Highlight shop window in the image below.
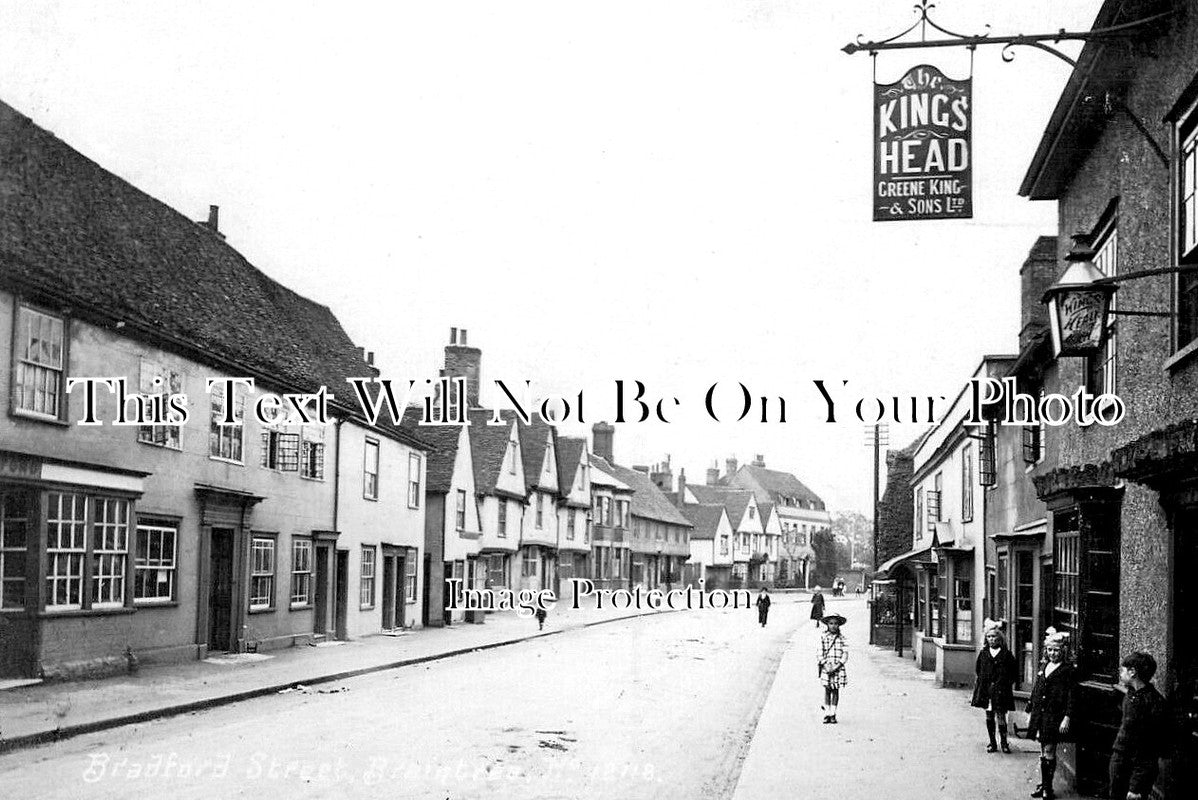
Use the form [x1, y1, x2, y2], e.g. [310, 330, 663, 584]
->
[917, 574, 928, 633]
[291, 538, 312, 607]
[12, 303, 66, 420]
[953, 573, 973, 643]
[931, 571, 944, 638]
[46, 492, 88, 610]
[1053, 511, 1080, 639]
[134, 523, 176, 604]
[0, 490, 33, 610]
[1014, 550, 1036, 688]
[91, 498, 129, 608]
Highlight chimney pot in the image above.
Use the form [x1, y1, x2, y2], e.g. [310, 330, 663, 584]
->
[207, 205, 219, 232]
[461, 329, 468, 345]
[366, 351, 375, 366]
[450, 327, 458, 345]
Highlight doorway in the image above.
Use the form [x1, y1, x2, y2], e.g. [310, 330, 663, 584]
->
[207, 527, 235, 651]
[314, 543, 331, 636]
[335, 549, 349, 640]
[1174, 507, 1198, 792]
[382, 552, 398, 630]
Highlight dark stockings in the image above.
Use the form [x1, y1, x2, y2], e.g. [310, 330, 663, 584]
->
[984, 710, 1009, 750]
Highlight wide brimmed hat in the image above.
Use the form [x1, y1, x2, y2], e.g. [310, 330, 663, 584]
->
[822, 614, 847, 626]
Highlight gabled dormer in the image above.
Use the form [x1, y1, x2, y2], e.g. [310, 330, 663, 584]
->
[495, 418, 526, 497]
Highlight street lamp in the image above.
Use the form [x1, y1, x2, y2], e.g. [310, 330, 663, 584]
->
[1043, 234, 1198, 358]
[1042, 238, 1115, 358]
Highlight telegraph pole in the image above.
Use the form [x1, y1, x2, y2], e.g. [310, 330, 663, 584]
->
[863, 423, 889, 572]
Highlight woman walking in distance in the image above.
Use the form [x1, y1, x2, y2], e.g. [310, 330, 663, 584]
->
[809, 587, 826, 628]
[970, 619, 1018, 753]
[818, 613, 848, 723]
[1026, 629, 1075, 800]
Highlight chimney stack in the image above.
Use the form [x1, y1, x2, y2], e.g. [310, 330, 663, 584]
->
[706, 460, 720, 486]
[592, 422, 615, 462]
[725, 456, 738, 478]
[677, 468, 687, 507]
[198, 205, 225, 239]
[1020, 236, 1059, 352]
[752, 454, 765, 467]
[443, 326, 482, 408]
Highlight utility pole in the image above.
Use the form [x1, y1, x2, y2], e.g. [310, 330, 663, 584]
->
[863, 424, 890, 573]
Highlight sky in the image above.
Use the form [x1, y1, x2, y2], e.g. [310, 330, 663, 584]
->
[0, 0, 1103, 515]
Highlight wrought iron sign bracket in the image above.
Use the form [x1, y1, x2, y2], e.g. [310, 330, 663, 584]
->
[842, 1, 1174, 68]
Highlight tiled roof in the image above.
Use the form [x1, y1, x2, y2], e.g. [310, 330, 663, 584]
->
[466, 408, 514, 495]
[688, 484, 751, 526]
[513, 414, 557, 494]
[726, 464, 824, 508]
[604, 462, 692, 528]
[556, 436, 586, 497]
[681, 503, 726, 540]
[0, 100, 428, 453]
[758, 501, 775, 524]
[588, 455, 631, 491]
[399, 407, 461, 492]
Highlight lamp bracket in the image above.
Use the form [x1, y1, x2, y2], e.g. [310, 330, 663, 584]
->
[843, 1, 1174, 69]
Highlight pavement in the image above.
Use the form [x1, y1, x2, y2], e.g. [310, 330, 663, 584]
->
[0, 590, 679, 753]
[734, 595, 1057, 799]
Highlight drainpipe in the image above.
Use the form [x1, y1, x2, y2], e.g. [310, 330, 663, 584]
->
[332, 418, 345, 533]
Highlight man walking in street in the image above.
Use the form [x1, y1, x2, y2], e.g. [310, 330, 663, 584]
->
[756, 587, 771, 627]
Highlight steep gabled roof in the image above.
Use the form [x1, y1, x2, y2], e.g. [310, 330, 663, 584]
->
[466, 408, 515, 495]
[514, 415, 557, 493]
[0, 99, 429, 451]
[599, 459, 692, 528]
[688, 484, 752, 527]
[681, 503, 727, 540]
[758, 501, 775, 524]
[556, 436, 586, 496]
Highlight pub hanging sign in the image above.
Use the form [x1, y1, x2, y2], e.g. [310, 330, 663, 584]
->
[873, 65, 972, 221]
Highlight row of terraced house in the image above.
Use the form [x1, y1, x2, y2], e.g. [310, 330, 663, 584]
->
[872, 2, 1198, 797]
[0, 97, 828, 680]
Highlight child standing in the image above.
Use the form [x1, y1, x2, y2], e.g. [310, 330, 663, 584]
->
[1026, 629, 1075, 800]
[818, 613, 848, 724]
[756, 587, 771, 627]
[1109, 651, 1167, 800]
[970, 619, 1017, 753]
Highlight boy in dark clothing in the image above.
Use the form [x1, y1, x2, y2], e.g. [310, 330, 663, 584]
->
[1109, 651, 1167, 800]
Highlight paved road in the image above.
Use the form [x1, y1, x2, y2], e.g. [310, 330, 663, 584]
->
[0, 596, 804, 799]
